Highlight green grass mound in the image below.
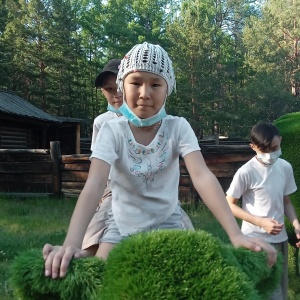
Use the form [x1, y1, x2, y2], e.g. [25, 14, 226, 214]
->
[9, 230, 282, 300]
[10, 250, 105, 300]
[101, 230, 281, 300]
[274, 112, 300, 243]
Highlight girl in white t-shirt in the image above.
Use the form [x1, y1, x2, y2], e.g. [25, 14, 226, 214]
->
[43, 42, 277, 279]
[83, 59, 196, 253]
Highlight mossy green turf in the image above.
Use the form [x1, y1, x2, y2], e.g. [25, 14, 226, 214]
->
[10, 251, 105, 300]
[274, 113, 300, 299]
[274, 113, 300, 244]
[10, 230, 282, 300]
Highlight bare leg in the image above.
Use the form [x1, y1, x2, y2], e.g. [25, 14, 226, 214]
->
[83, 244, 99, 256]
[95, 242, 116, 260]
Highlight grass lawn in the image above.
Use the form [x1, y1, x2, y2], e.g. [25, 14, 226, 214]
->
[0, 196, 299, 299]
[0, 195, 77, 299]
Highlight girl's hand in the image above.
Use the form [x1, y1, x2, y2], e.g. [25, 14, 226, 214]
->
[43, 244, 90, 279]
[230, 234, 277, 268]
[259, 217, 284, 235]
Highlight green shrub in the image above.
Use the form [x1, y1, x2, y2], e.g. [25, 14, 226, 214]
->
[101, 230, 281, 300]
[10, 250, 105, 300]
[274, 112, 300, 276]
[10, 230, 282, 300]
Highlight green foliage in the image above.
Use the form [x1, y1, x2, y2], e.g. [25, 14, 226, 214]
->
[243, 0, 300, 101]
[274, 112, 300, 238]
[166, 0, 263, 138]
[274, 112, 300, 276]
[288, 246, 300, 296]
[101, 230, 281, 300]
[2, 0, 300, 138]
[10, 250, 105, 300]
[9, 230, 282, 300]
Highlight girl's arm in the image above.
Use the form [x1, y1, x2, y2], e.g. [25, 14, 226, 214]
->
[43, 158, 110, 278]
[183, 151, 277, 265]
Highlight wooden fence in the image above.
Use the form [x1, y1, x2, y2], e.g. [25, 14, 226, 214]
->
[0, 141, 254, 201]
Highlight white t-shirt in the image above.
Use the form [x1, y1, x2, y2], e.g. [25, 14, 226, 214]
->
[91, 115, 200, 236]
[91, 111, 118, 151]
[226, 157, 297, 243]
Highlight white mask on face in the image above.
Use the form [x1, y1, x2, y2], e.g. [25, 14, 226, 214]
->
[256, 148, 282, 165]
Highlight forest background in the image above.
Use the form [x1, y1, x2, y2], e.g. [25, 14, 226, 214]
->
[1, 0, 300, 139]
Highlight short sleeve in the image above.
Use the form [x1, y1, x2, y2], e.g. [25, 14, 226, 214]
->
[90, 120, 101, 151]
[90, 121, 119, 165]
[177, 118, 200, 157]
[284, 163, 297, 195]
[226, 168, 247, 199]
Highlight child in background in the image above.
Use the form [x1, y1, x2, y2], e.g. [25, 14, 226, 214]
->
[91, 59, 123, 152]
[83, 58, 194, 253]
[82, 59, 122, 253]
[44, 42, 277, 279]
[226, 122, 300, 300]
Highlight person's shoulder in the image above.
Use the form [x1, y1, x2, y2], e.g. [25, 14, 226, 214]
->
[164, 115, 190, 127]
[165, 115, 187, 121]
[277, 158, 293, 169]
[236, 157, 256, 175]
[94, 111, 117, 123]
[103, 115, 127, 128]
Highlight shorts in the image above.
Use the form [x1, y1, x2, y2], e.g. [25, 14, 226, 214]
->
[100, 204, 184, 244]
[81, 186, 112, 250]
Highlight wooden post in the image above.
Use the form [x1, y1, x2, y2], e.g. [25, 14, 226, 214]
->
[50, 141, 62, 198]
[75, 123, 80, 154]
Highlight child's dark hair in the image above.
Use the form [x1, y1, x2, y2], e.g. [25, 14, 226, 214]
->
[250, 122, 280, 152]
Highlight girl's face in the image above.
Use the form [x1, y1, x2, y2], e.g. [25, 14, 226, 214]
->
[101, 73, 123, 109]
[123, 72, 167, 119]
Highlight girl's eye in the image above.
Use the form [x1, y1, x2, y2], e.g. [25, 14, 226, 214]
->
[153, 83, 160, 87]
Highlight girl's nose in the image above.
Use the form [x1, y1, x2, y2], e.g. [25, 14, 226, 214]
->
[139, 84, 150, 99]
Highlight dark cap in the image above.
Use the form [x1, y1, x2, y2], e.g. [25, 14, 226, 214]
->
[95, 59, 121, 88]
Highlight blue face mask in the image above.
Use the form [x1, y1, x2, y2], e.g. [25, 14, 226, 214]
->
[118, 101, 167, 127]
[107, 103, 122, 115]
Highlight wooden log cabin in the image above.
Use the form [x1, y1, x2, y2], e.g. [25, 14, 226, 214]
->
[0, 90, 83, 154]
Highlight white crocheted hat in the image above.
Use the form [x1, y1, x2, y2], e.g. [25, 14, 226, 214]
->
[117, 42, 176, 96]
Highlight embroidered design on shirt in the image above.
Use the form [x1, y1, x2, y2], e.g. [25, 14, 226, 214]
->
[127, 131, 169, 185]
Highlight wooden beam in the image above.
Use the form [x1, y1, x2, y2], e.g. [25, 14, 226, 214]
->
[50, 141, 62, 198]
[75, 123, 80, 154]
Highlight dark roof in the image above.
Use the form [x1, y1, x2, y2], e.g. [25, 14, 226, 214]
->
[56, 116, 86, 124]
[0, 90, 61, 123]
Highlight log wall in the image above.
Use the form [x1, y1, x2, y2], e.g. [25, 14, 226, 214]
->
[0, 142, 254, 201]
[0, 149, 53, 194]
[0, 126, 31, 149]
